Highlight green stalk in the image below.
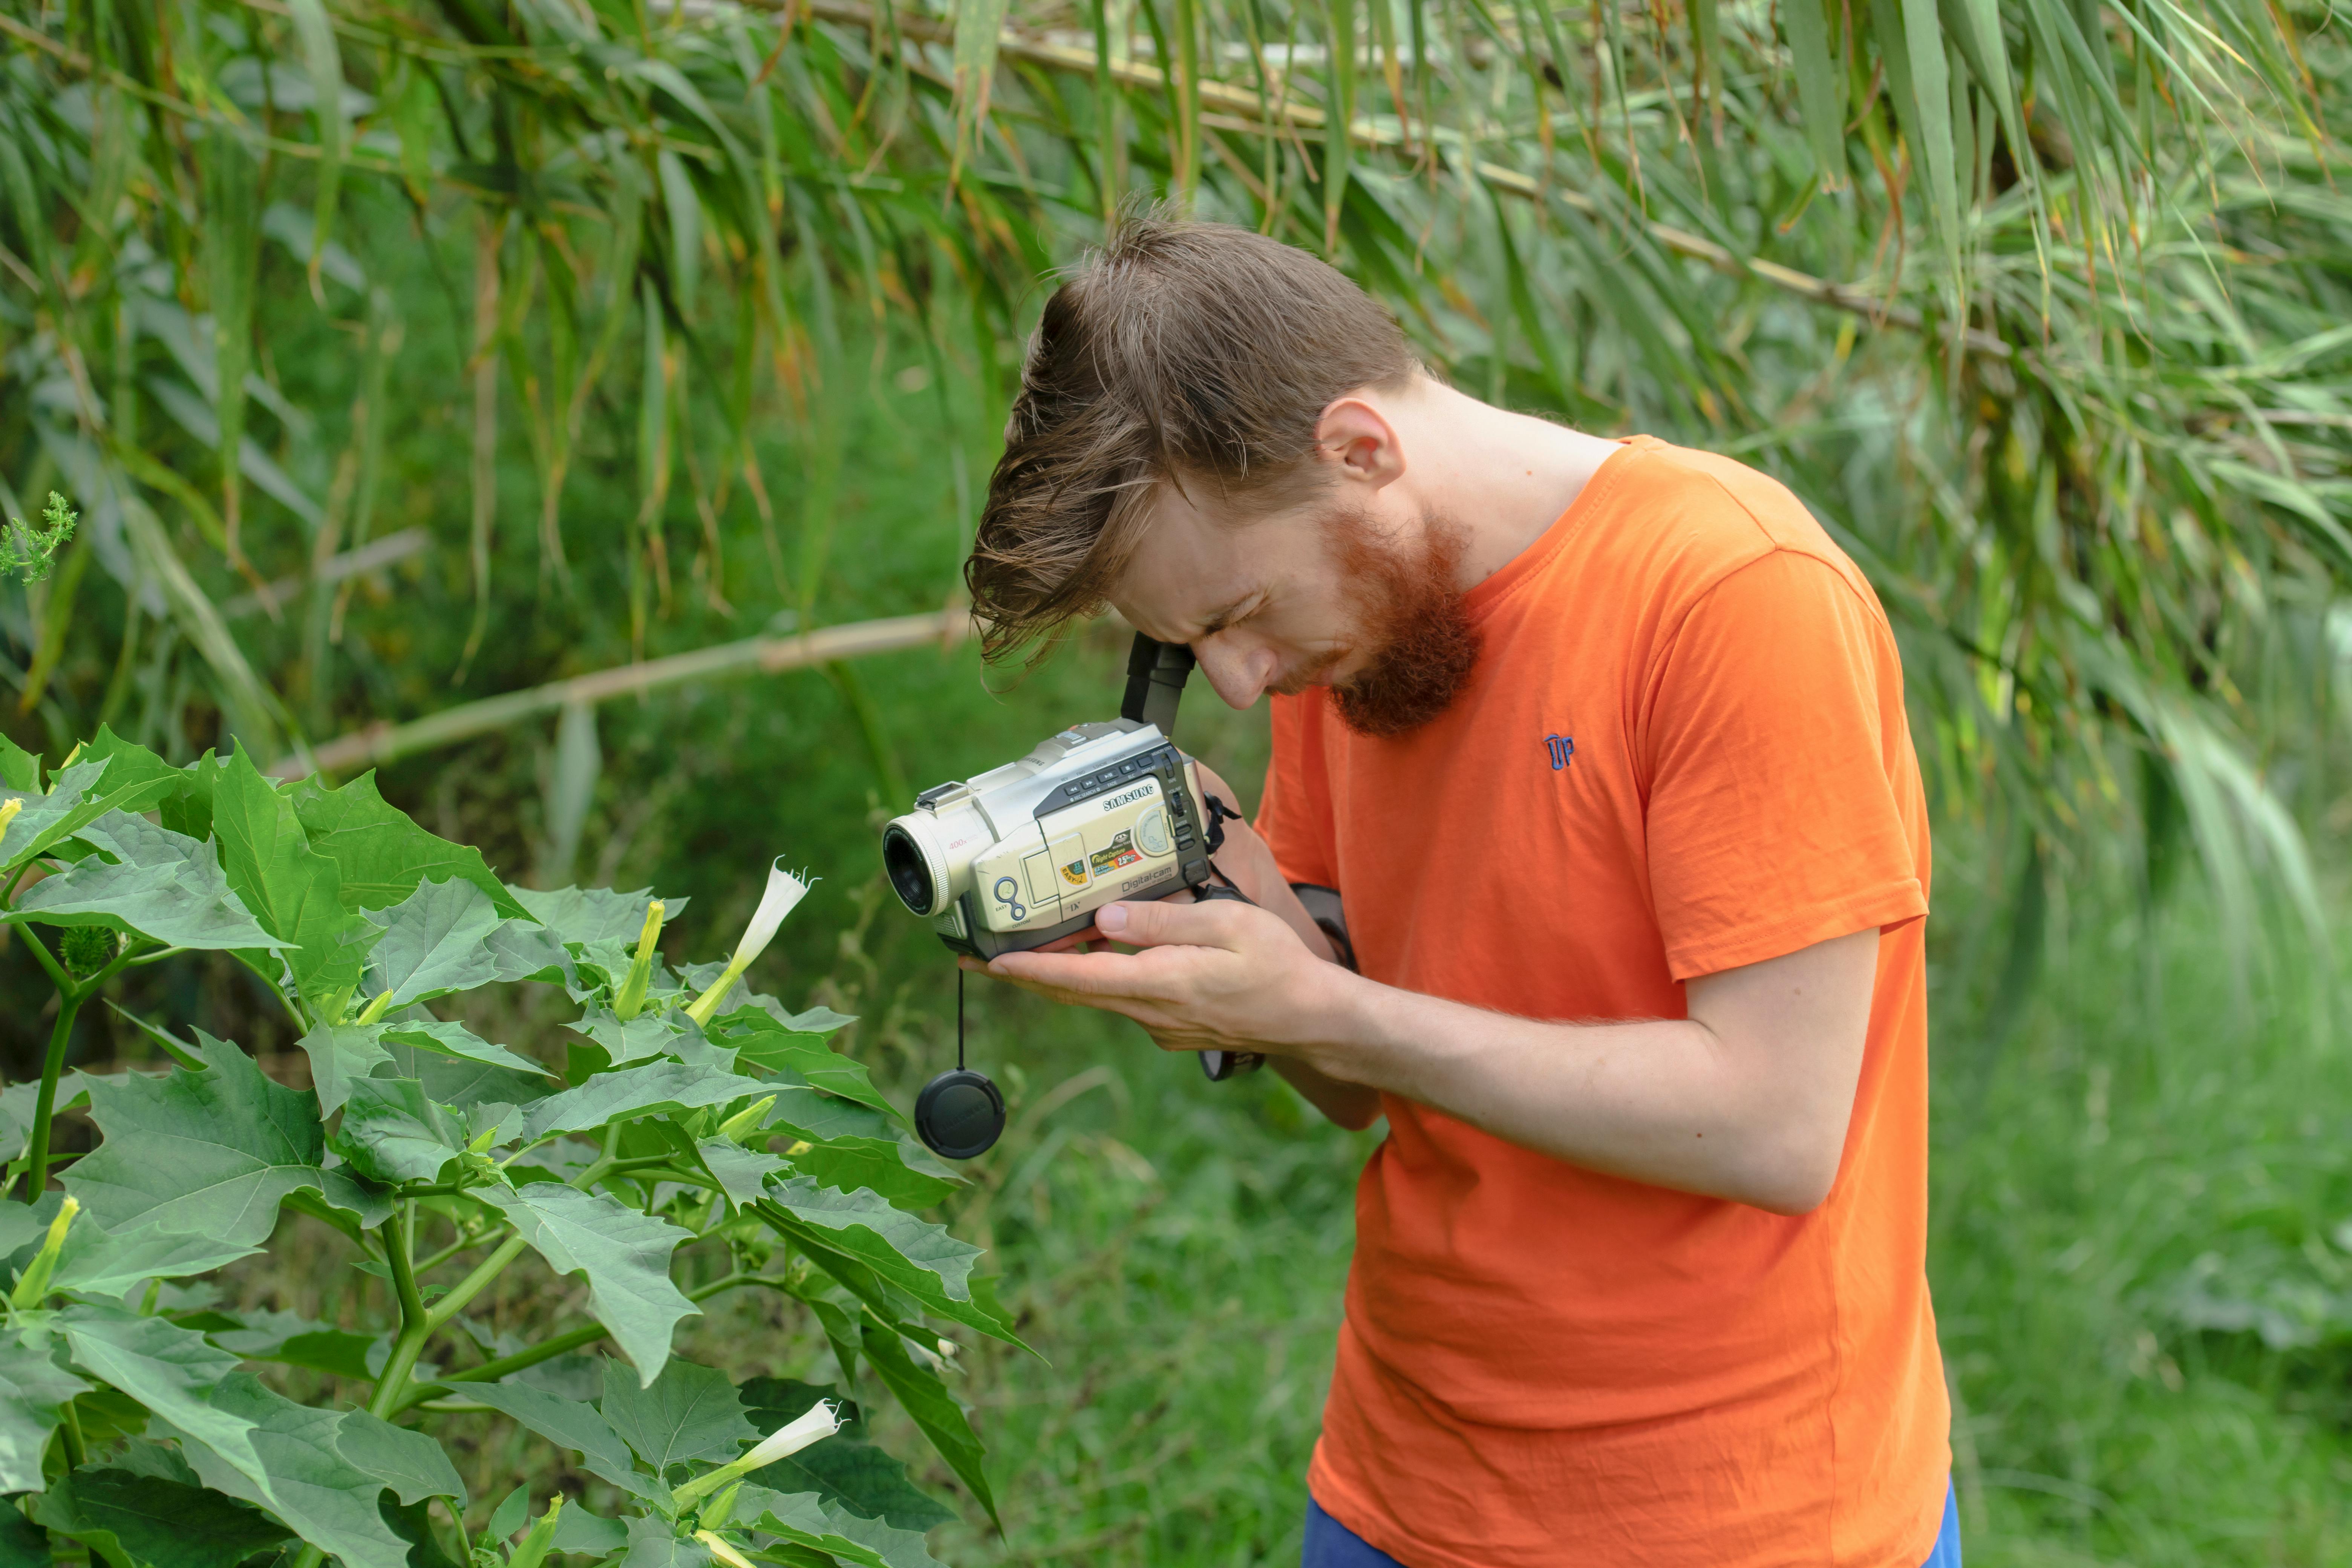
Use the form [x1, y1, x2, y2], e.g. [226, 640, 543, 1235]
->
[395, 1273, 771, 1415]
[23, 990, 88, 1197]
[411, 1230, 492, 1277]
[423, 1235, 528, 1336]
[424, 1130, 624, 1341]
[20, 940, 138, 1196]
[58, 1397, 86, 1470]
[365, 1206, 433, 1420]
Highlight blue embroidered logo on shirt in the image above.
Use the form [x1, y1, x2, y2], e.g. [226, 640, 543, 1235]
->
[1545, 734, 1576, 771]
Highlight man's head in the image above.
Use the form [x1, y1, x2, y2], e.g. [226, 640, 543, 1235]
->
[967, 215, 1481, 736]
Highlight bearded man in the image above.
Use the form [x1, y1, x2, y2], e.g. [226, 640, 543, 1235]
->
[961, 215, 1957, 1568]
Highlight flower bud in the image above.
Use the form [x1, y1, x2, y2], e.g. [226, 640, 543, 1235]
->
[739, 1397, 843, 1467]
[0, 796, 21, 852]
[669, 1398, 842, 1508]
[10, 1196, 78, 1309]
[613, 899, 666, 1021]
[694, 1531, 758, 1568]
[685, 860, 811, 1026]
[507, 1495, 564, 1568]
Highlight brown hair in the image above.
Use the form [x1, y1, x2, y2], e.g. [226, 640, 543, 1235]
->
[966, 212, 1418, 660]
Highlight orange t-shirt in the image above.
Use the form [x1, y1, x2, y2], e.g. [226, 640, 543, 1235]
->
[1255, 437, 1947, 1568]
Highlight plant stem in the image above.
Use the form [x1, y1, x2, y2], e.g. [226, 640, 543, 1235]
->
[412, 1230, 492, 1277]
[23, 988, 86, 1197]
[57, 1397, 86, 1469]
[424, 1234, 528, 1335]
[394, 1272, 775, 1415]
[16, 925, 70, 991]
[366, 1208, 433, 1420]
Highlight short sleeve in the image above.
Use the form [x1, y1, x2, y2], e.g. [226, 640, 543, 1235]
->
[1254, 693, 1340, 889]
[1642, 549, 1926, 980]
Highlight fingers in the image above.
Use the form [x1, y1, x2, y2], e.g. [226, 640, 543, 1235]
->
[986, 945, 1187, 1002]
[1092, 896, 1249, 952]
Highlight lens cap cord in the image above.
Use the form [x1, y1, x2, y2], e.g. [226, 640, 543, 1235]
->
[914, 968, 1007, 1161]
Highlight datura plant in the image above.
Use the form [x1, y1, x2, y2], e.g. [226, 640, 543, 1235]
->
[0, 729, 1008, 1564]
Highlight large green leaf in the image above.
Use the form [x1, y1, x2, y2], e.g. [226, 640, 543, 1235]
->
[334, 1407, 467, 1504]
[0, 1337, 90, 1493]
[211, 745, 369, 1004]
[762, 1089, 900, 1146]
[730, 1484, 943, 1568]
[381, 1038, 552, 1112]
[788, 1138, 959, 1211]
[363, 877, 506, 1008]
[10, 813, 277, 951]
[740, 1378, 956, 1534]
[597, 1355, 753, 1471]
[49, 1221, 259, 1299]
[34, 1466, 292, 1568]
[487, 920, 577, 986]
[512, 886, 685, 948]
[569, 1009, 699, 1067]
[758, 1181, 980, 1309]
[301, 1020, 548, 1118]
[694, 1138, 788, 1210]
[328, 1078, 468, 1184]
[77, 728, 190, 811]
[620, 1518, 710, 1568]
[858, 1323, 996, 1528]
[466, 1381, 655, 1499]
[550, 1510, 629, 1554]
[6, 758, 193, 873]
[0, 756, 113, 870]
[288, 770, 528, 917]
[479, 1183, 698, 1384]
[716, 1011, 900, 1123]
[67, 1031, 383, 1245]
[162, 1372, 413, 1568]
[58, 1308, 262, 1491]
[521, 1061, 775, 1140]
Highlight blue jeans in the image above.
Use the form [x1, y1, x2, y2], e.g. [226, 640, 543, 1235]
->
[1304, 1480, 1964, 1567]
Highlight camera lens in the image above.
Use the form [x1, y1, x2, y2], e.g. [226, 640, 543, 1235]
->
[882, 823, 937, 916]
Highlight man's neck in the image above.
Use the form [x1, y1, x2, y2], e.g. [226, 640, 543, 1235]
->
[1394, 379, 1625, 591]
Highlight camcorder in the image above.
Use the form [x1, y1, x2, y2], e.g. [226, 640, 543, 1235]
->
[882, 635, 1265, 1160]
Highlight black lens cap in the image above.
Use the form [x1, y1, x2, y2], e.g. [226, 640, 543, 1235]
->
[914, 1068, 1006, 1160]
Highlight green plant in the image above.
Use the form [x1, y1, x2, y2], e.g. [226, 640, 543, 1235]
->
[0, 727, 1008, 1564]
[0, 495, 74, 587]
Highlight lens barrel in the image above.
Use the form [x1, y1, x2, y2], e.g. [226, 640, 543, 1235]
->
[882, 819, 943, 916]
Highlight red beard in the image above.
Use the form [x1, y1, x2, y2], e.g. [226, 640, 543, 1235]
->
[1322, 511, 1482, 738]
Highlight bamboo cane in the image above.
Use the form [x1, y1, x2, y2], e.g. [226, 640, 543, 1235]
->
[270, 609, 970, 779]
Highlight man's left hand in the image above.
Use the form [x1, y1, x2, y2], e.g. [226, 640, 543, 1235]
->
[964, 895, 1353, 1063]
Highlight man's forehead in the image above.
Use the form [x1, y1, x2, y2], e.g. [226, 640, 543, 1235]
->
[1110, 481, 1254, 635]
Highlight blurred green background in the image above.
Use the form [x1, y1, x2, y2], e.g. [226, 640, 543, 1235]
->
[5, 0, 2352, 1561]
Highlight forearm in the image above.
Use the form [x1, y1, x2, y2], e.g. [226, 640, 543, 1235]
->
[1300, 977, 1835, 1213]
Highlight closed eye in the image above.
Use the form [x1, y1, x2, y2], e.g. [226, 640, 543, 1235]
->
[1196, 592, 1263, 640]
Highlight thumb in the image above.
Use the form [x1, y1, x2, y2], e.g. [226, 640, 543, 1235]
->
[1093, 896, 1239, 951]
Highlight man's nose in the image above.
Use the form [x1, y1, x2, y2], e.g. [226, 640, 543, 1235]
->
[1193, 637, 1277, 709]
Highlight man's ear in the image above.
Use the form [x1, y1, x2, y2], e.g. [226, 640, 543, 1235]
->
[1314, 396, 1405, 490]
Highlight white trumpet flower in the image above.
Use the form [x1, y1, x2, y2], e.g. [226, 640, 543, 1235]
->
[670, 1399, 842, 1508]
[741, 1398, 843, 1466]
[685, 859, 812, 1025]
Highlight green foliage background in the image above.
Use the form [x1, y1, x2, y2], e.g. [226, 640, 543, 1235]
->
[0, 0, 2349, 1560]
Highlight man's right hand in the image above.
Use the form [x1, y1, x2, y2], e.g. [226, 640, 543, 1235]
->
[1187, 760, 1340, 967]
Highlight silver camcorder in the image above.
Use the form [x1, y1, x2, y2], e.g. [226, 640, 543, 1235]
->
[881, 638, 1219, 961]
[882, 635, 1264, 1163]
